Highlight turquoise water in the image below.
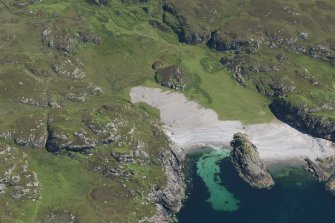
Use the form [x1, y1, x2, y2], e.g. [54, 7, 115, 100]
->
[196, 148, 239, 211]
[178, 147, 335, 223]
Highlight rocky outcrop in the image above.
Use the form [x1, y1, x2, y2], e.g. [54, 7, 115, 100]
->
[270, 97, 335, 143]
[230, 133, 275, 189]
[42, 27, 100, 55]
[304, 156, 335, 196]
[208, 31, 260, 53]
[226, 55, 282, 91]
[46, 128, 97, 153]
[52, 59, 86, 80]
[0, 144, 40, 201]
[155, 65, 189, 90]
[45, 113, 118, 153]
[0, 115, 48, 149]
[91, 0, 110, 6]
[147, 143, 185, 222]
[294, 43, 335, 67]
[326, 175, 335, 195]
[304, 158, 330, 181]
[162, 3, 210, 45]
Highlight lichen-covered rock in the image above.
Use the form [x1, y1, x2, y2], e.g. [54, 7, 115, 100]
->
[42, 26, 100, 55]
[52, 59, 86, 80]
[230, 133, 275, 189]
[0, 144, 40, 200]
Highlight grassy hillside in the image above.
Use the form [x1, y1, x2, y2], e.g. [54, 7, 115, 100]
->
[0, 0, 334, 222]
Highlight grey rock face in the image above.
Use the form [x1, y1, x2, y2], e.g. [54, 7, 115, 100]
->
[304, 156, 335, 196]
[148, 143, 185, 222]
[230, 133, 275, 189]
[162, 3, 211, 45]
[305, 158, 331, 182]
[270, 97, 335, 143]
[208, 31, 259, 52]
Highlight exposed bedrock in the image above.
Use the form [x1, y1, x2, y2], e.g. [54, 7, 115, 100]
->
[305, 156, 335, 196]
[147, 143, 185, 222]
[326, 175, 335, 195]
[270, 97, 335, 143]
[207, 30, 260, 53]
[162, 2, 211, 45]
[230, 133, 275, 189]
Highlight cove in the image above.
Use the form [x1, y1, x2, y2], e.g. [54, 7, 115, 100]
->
[178, 147, 335, 223]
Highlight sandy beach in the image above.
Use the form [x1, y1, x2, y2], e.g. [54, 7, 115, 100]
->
[130, 86, 335, 162]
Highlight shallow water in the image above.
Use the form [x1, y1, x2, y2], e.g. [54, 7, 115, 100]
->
[196, 148, 239, 211]
[177, 148, 335, 223]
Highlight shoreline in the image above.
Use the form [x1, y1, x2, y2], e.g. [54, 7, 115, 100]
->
[182, 143, 308, 166]
[130, 86, 335, 164]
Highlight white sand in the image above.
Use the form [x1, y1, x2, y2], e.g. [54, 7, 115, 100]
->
[130, 86, 335, 162]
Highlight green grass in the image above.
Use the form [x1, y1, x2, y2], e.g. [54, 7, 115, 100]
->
[136, 102, 161, 119]
[1, 0, 334, 222]
[27, 150, 103, 222]
[78, 6, 275, 124]
[180, 46, 275, 123]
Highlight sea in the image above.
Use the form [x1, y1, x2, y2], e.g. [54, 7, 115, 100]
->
[177, 147, 335, 223]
